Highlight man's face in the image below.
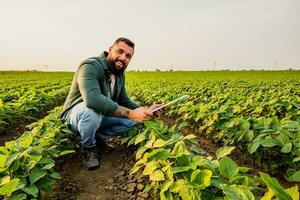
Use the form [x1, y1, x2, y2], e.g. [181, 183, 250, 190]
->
[107, 41, 134, 70]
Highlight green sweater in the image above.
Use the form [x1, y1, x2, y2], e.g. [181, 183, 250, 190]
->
[60, 51, 139, 121]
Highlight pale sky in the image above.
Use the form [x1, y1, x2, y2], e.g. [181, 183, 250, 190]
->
[0, 0, 299, 71]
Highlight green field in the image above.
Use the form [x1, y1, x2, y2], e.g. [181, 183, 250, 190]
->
[0, 70, 299, 199]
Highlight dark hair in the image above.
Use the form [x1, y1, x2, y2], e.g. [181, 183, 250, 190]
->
[113, 37, 135, 49]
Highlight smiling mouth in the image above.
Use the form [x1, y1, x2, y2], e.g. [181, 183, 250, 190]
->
[116, 60, 124, 67]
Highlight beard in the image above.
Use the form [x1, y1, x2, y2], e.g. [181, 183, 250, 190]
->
[107, 57, 127, 75]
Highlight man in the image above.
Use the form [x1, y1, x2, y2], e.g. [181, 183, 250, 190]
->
[61, 38, 161, 170]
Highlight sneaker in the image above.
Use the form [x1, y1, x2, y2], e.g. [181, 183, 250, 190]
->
[82, 147, 100, 170]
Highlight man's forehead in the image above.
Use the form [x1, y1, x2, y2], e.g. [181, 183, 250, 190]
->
[113, 42, 134, 54]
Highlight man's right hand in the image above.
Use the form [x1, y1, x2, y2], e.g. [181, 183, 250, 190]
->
[129, 107, 153, 123]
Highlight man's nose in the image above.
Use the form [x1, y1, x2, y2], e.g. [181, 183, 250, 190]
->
[119, 54, 126, 61]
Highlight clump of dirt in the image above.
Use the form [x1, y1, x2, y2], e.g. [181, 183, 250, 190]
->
[48, 142, 151, 200]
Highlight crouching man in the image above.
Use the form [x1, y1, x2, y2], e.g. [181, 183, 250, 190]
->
[60, 37, 161, 170]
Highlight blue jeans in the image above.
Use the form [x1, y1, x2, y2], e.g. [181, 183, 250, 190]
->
[66, 102, 136, 148]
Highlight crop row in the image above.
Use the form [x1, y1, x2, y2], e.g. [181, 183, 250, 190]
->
[0, 85, 70, 132]
[0, 107, 74, 199]
[126, 79, 300, 182]
[1, 108, 297, 199]
[122, 119, 299, 200]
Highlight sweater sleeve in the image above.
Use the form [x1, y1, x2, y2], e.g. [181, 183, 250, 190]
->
[77, 64, 119, 116]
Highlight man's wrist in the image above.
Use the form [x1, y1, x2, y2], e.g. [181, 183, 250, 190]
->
[113, 106, 132, 118]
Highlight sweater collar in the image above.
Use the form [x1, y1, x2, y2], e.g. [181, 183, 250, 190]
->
[97, 51, 109, 71]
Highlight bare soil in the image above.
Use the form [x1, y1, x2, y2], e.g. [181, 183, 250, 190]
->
[47, 142, 151, 200]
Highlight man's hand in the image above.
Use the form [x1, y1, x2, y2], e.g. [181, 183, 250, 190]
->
[148, 103, 164, 118]
[129, 107, 153, 123]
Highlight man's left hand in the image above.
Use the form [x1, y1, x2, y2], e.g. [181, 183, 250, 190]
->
[148, 103, 164, 118]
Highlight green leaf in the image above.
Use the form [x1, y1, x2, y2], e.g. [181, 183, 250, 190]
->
[222, 185, 255, 200]
[190, 145, 205, 155]
[261, 137, 279, 147]
[260, 172, 292, 200]
[42, 163, 55, 170]
[171, 166, 193, 173]
[247, 141, 260, 154]
[153, 139, 168, 148]
[243, 130, 254, 142]
[21, 184, 38, 198]
[58, 150, 75, 157]
[216, 146, 235, 160]
[27, 154, 42, 162]
[0, 176, 10, 186]
[0, 155, 8, 168]
[0, 178, 20, 196]
[136, 146, 148, 160]
[183, 134, 197, 140]
[49, 172, 61, 179]
[143, 161, 159, 175]
[287, 169, 300, 182]
[38, 157, 55, 165]
[281, 143, 292, 153]
[191, 169, 212, 187]
[36, 177, 53, 193]
[149, 148, 169, 161]
[135, 134, 146, 145]
[170, 179, 185, 193]
[171, 141, 190, 158]
[149, 169, 165, 181]
[179, 183, 191, 200]
[21, 135, 33, 148]
[145, 136, 156, 148]
[292, 157, 300, 163]
[276, 133, 290, 146]
[7, 193, 27, 200]
[219, 156, 239, 179]
[285, 186, 299, 200]
[29, 168, 47, 184]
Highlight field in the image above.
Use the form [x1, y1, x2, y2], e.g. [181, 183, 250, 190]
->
[0, 70, 299, 199]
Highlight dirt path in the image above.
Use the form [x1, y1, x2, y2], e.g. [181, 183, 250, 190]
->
[50, 144, 150, 200]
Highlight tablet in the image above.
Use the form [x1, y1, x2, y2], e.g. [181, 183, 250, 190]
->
[151, 95, 189, 112]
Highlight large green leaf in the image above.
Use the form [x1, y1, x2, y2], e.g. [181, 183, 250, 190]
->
[21, 184, 38, 198]
[153, 139, 168, 148]
[0, 178, 20, 196]
[171, 141, 190, 158]
[149, 148, 169, 161]
[222, 185, 255, 200]
[136, 146, 148, 160]
[287, 169, 300, 182]
[216, 146, 235, 160]
[149, 169, 165, 181]
[190, 169, 212, 188]
[0, 155, 8, 168]
[29, 167, 47, 184]
[285, 186, 299, 200]
[21, 135, 33, 148]
[247, 141, 261, 154]
[260, 172, 292, 200]
[6, 193, 27, 200]
[219, 156, 239, 179]
[143, 161, 159, 175]
[261, 137, 279, 147]
[135, 133, 146, 145]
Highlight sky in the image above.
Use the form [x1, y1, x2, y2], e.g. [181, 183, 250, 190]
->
[0, 0, 299, 71]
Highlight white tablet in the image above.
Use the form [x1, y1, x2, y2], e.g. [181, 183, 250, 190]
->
[151, 95, 189, 112]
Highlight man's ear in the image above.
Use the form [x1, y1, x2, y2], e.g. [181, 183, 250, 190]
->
[109, 46, 113, 53]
